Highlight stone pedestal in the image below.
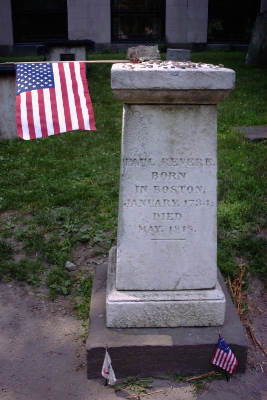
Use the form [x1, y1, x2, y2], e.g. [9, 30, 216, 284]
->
[107, 61, 235, 328]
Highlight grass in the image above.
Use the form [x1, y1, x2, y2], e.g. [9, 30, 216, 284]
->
[190, 52, 267, 281]
[113, 371, 225, 396]
[114, 376, 153, 396]
[0, 51, 266, 319]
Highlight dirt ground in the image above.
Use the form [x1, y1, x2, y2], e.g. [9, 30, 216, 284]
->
[0, 270, 266, 400]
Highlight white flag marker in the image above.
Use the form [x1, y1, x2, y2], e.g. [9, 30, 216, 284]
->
[101, 349, 116, 385]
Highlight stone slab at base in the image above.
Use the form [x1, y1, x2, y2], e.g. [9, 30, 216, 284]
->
[107, 247, 226, 328]
[86, 264, 247, 379]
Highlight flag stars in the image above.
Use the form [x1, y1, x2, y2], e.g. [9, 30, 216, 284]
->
[15, 63, 55, 95]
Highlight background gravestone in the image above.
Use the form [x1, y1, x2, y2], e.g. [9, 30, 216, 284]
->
[166, 49, 191, 61]
[0, 66, 17, 139]
[246, 11, 267, 66]
[126, 45, 160, 61]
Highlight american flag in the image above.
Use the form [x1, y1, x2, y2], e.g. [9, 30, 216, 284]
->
[211, 334, 238, 374]
[15, 62, 96, 140]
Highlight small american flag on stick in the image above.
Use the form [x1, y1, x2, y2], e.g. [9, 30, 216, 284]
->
[15, 62, 96, 140]
[211, 334, 238, 375]
[102, 349, 116, 385]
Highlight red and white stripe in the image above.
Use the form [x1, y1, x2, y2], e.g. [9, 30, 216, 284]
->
[212, 348, 238, 374]
[16, 62, 96, 140]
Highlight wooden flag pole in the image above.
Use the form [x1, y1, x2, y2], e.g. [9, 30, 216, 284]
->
[216, 330, 231, 381]
[0, 60, 128, 66]
[105, 344, 108, 386]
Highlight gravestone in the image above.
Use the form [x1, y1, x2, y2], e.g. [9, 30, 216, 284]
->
[126, 45, 161, 62]
[44, 40, 94, 61]
[0, 65, 17, 139]
[166, 48, 191, 61]
[246, 11, 267, 66]
[86, 60, 248, 378]
[107, 60, 235, 328]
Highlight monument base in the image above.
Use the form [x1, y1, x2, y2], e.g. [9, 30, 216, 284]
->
[106, 247, 226, 328]
[86, 262, 247, 379]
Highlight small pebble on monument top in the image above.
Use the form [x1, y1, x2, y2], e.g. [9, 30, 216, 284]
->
[122, 60, 225, 69]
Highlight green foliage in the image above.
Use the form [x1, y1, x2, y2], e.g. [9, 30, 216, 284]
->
[115, 376, 153, 395]
[0, 258, 42, 284]
[0, 56, 43, 63]
[191, 52, 267, 281]
[0, 51, 266, 312]
[73, 271, 93, 319]
[87, 51, 126, 59]
[0, 240, 14, 261]
[46, 266, 72, 299]
[216, 127, 266, 279]
[190, 372, 226, 394]
[172, 373, 187, 383]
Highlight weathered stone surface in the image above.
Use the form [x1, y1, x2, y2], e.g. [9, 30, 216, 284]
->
[112, 88, 233, 105]
[0, 69, 17, 139]
[246, 11, 267, 66]
[65, 261, 77, 271]
[236, 126, 267, 142]
[111, 62, 235, 91]
[115, 104, 218, 292]
[47, 44, 87, 62]
[106, 61, 235, 328]
[107, 247, 226, 328]
[86, 264, 247, 378]
[166, 48, 191, 61]
[126, 45, 161, 61]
